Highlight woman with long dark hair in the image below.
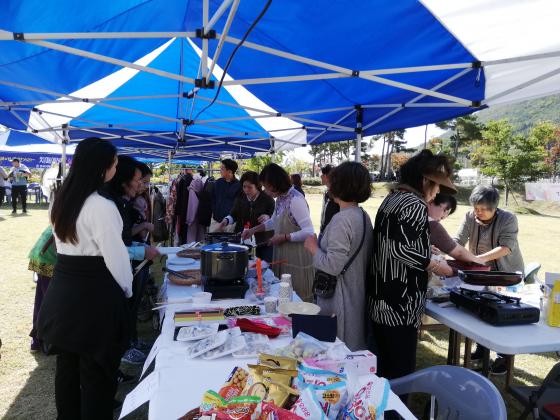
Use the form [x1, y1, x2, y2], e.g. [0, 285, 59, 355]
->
[104, 155, 159, 365]
[38, 138, 133, 419]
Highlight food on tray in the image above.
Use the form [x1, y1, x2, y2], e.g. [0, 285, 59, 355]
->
[232, 333, 271, 358]
[185, 329, 229, 359]
[176, 324, 219, 342]
[258, 353, 298, 370]
[218, 367, 249, 400]
[202, 335, 247, 360]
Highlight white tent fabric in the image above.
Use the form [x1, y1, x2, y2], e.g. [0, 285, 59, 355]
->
[423, 0, 560, 106]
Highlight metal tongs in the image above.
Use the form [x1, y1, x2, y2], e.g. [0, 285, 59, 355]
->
[162, 266, 197, 280]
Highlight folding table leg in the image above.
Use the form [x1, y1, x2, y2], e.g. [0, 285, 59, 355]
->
[447, 329, 456, 365]
[453, 331, 462, 365]
[481, 347, 491, 377]
[505, 355, 515, 389]
[464, 337, 472, 368]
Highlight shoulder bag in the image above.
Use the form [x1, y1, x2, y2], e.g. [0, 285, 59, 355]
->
[313, 208, 366, 299]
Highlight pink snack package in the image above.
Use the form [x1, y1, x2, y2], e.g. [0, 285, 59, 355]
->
[303, 351, 377, 376]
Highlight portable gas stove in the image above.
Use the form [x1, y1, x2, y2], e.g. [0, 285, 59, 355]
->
[450, 288, 540, 326]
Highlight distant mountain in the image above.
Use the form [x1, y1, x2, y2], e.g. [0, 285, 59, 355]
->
[474, 93, 560, 133]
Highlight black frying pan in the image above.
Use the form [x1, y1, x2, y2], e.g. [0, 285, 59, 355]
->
[458, 270, 524, 286]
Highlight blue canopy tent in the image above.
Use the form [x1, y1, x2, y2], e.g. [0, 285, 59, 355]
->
[0, 129, 204, 168]
[0, 1, 559, 161]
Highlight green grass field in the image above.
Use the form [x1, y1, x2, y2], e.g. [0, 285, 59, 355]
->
[0, 192, 558, 419]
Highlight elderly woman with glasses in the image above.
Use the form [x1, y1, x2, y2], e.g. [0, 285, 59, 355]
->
[454, 185, 524, 273]
[454, 185, 525, 376]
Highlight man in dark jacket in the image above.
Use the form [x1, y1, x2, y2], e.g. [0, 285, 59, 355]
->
[210, 159, 241, 232]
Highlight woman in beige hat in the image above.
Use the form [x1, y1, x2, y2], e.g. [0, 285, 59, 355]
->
[367, 149, 456, 380]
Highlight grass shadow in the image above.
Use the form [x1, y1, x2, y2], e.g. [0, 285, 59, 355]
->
[3, 352, 57, 419]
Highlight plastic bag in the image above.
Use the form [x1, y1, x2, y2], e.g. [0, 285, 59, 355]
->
[275, 332, 328, 361]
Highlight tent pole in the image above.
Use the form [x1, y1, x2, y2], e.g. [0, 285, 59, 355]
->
[355, 106, 363, 162]
[168, 150, 172, 183]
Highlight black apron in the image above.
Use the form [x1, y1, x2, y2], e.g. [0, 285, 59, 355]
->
[38, 254, 130, 373]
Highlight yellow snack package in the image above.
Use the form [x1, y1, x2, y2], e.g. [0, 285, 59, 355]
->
[263, 378, 299, 408]
[258, 353, 298, 370]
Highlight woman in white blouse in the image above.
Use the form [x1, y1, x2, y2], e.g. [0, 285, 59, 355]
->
[242, 163, 315, 301]
[38, 138, 133, 420]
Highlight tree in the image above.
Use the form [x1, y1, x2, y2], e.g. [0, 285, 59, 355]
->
[436, 114, 483, 159]
[471, 119, 548, 205]
[391, 153, 410, 172]
[379, 130, 405, 180]
[241, 152, 285, 173]
[529, 121, 560, 181]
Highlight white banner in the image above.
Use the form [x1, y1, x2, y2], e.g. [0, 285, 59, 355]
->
[525, 183, 560, 202]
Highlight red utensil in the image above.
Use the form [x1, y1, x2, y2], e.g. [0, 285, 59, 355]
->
[235, 318, 282, 337]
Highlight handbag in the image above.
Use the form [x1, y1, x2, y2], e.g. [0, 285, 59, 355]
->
[313, 209, 367, 299]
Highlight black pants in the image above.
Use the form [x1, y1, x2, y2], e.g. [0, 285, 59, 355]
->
[11, 185, 27, 211]
[371, 322, 418, 380]
[55, 351, 118, 420]
[0, 186, 5, 206]
[129, 265, 149, 344]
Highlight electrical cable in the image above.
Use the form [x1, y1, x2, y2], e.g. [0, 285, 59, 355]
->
[191, 0, 272, 123]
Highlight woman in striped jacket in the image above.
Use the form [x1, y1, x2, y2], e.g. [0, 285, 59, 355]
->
[367, 150, 455, 380]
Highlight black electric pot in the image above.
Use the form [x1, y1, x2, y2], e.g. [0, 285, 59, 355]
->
[200, 242, 249, 281]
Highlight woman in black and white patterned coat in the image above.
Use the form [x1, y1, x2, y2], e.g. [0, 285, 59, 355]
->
[367, 150, 456, 380]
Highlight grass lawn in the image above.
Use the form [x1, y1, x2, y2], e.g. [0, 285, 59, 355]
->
[0, 191, 559, 419]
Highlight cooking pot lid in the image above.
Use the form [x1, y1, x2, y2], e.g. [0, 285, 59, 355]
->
[201, 242, 249, 253]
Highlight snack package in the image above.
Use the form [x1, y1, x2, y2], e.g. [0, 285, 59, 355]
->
[290, 387, 327, 420]
[297, 365, 346, 388]
[258, 353, 298, 370]
[308, 382, 348, 420]
[218, 367, 249, 400]
[274, 332, 328, 361]
[176, 324, 219, 342]
[203, 395, 261, 420]
[303, 351, 377, 376]
[339, 376, 390, 420]
[244, 365, 298, 392]
[200, 390, 227, 413]
[262, 378, 299, 408]
[257, 401, 304, 420]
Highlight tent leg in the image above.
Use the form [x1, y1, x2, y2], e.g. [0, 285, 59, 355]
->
[354, 106, 363, 162]
[168, 151, 172, 183]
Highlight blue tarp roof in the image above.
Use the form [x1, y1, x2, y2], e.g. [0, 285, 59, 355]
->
[0, 0, 557, 153]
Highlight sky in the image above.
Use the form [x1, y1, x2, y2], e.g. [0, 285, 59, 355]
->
[290, 124, 446, 163]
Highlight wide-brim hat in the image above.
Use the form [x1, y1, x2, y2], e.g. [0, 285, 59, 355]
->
[423, 170, 457, 195]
